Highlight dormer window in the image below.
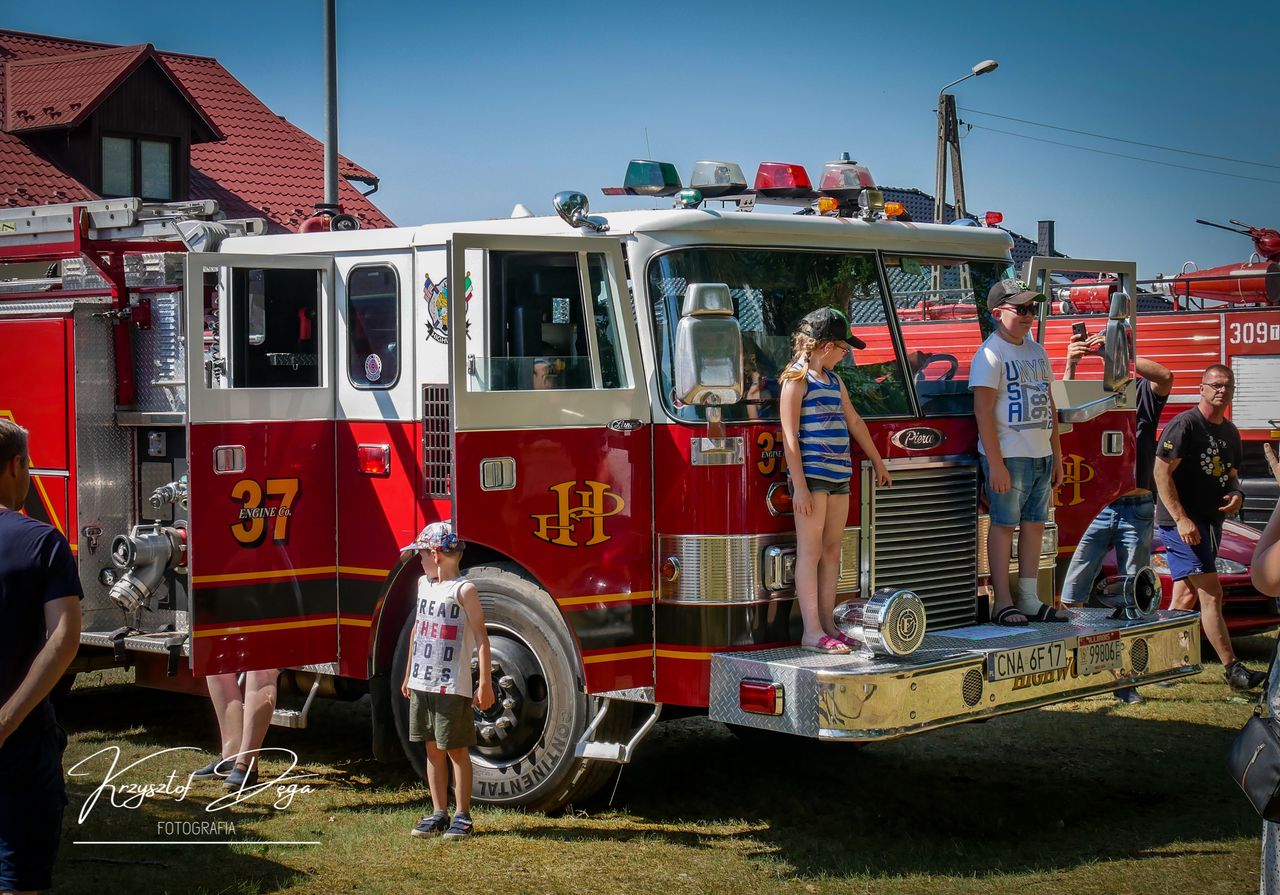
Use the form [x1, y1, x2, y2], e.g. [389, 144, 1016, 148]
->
[102, 135, 174, 200]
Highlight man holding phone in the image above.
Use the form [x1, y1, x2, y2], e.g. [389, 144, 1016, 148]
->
[1059, 328, 1172, 703]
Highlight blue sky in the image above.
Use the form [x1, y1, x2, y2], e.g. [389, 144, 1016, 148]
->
[4, 1, 1277, 276]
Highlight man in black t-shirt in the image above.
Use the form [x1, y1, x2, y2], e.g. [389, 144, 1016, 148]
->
[0, 419, 83, 893]
[1154, 364, 1265, 691]
[1060, 335, 1172, 704]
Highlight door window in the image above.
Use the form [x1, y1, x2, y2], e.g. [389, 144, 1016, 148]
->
[346, 265, 400, 388]
[224, 268, 323, 388]
[464, 249, 627, 392]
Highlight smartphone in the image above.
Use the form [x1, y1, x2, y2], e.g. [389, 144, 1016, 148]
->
[1071, 321, 1088, 340]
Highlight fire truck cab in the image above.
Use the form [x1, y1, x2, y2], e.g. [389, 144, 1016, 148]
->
[0, 191, 1201, 812]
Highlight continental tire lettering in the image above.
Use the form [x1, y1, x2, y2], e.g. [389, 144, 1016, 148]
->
[230, 477, 300, 547]
[481, 720, 572, 798]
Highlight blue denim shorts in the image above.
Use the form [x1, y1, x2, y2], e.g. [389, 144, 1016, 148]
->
[980, 454, 1053, 527]
[1157, 520, 1222, 581]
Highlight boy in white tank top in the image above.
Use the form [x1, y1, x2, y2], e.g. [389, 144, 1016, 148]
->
[399, 522, 494, 839]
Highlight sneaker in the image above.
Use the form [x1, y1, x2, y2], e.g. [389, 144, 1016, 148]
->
[1113, 687, 1145, 705]
[192, 757, 233, 779]
[1224, 661, 1268, 691]
[411, 812, 450, 839]
[223, 764, 259, 789]
[443, 812, 473, 840]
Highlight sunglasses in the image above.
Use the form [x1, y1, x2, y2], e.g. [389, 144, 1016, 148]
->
[997, 303, 1037, 317]
[1201, 382, 1233, 393]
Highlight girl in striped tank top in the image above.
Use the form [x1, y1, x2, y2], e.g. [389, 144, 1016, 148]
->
[780, 308, 892, 654]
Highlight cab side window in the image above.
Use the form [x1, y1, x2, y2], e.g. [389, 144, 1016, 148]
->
[226, 268, 322, 388]
[346, 265, 399, 388]
[467, 250, 626, 392]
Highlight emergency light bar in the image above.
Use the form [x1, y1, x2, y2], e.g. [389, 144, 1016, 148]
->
[602, 159, 683, 197]
[688, 161, 747, 198]
[754, 162, 813, 198]
[816, 157, 875, 199]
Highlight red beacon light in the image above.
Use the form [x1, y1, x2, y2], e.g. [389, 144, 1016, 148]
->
[688, 160, 747, 198]
[984, 211, 1004, 227]
[754, 162, 812, 198]
[601, 159, 683, 197]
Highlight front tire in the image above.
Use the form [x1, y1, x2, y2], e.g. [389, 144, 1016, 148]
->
[390, 563, 629, 812]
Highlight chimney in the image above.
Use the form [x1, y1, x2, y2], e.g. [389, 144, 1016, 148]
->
[1037, 220, 1056, 256]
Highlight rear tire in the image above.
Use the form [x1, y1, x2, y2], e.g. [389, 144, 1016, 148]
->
[390, 563, 630, 812]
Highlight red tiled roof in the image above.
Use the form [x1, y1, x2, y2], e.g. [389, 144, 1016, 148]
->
[0, 29, 393, 231]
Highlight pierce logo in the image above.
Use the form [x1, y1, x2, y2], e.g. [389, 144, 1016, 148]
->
[532, 481, 625, 547]
[889, 427, 944, 451]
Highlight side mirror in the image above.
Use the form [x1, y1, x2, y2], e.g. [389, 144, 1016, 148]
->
[552, 191, 608, 233]
[1102, 290, 1132, 392]
[674, 283, 743, 407]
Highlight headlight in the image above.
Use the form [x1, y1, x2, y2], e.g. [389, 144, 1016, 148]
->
[1149, 553, 1170, 575]
[1216, 558, 1247, 576]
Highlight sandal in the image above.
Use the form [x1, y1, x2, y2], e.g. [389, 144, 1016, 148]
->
[993, 604, 1028, 627]
[829, 631, 862, 650]
[801, 634, 852, 654]
[1025, 603, 1071, 623]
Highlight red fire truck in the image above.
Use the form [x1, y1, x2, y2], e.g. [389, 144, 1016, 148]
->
[0, 179, 1200, 812]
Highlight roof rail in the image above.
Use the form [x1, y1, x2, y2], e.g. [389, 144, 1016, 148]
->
[0, 197, 267, 252]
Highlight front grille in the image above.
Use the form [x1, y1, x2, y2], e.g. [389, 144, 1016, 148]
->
[866, 460, 979, 630]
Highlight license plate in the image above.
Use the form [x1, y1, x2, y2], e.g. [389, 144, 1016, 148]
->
[988, 639, 1069, 681]
[1076, 631, 1123, 676]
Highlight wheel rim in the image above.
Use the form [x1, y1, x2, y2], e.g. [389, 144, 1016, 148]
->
[471, 623, 554, 769]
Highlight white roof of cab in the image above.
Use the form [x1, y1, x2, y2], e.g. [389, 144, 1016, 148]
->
[220, 208, 1015, 260]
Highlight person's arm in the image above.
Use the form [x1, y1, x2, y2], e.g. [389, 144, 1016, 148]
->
[0, 595, 80, 751]
[838, 379, 891, 487]
[1135, 356, 1173, 397]
[1154, 456, 1200, 546]
[1049, 388, 1064, 488]
[973, 387, 1010, 493]
[458, 583, 493, 710]
[401, 621, 415, 699]
[779, 377, 812, 516]
[1063, 337, 1092, 381]
[1252, 444, 1280, 595]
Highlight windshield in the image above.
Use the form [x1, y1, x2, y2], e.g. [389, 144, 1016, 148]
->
[884, 256, 1014, 416]
[648, 247, 913, 423]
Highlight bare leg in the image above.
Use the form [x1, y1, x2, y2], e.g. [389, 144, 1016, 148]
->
[794, 491, 831, 645]
[424, 742, 449, 814]
[818, 493, 851, 637]
[987, 523, 1021, 618]
[205, 673, 245, 759]
[448, 747, 473, 815]
[1169, 577, 1196, 610]
[1186, 572, 1237, 667]
[1018, 522, 1045, 584]
[235, 669, 278, 772]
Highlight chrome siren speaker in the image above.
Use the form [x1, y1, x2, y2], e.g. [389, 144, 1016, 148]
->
[834, 588, 927, 657]
[1094, 566, 1161, 620]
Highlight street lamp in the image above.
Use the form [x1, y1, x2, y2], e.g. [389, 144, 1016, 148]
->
[933, 59, 999, 225]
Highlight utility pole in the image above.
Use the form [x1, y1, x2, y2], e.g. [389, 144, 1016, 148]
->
[322, 0, 339, 213]
[933, 60, 998, 225]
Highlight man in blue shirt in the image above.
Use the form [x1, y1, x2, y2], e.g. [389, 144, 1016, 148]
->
[0, 419, 82, 894]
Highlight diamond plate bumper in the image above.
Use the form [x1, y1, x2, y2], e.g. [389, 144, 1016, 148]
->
[708, 609, 1201, 740]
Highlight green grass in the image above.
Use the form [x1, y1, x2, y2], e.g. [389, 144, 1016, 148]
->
[52, 636, 1275, 895]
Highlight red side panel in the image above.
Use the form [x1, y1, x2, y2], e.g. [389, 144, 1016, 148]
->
[335, 418, 419, 678]
[0, 318, 72, 469]
[188, 420, 338, 675]
[453, 426, 654, 694]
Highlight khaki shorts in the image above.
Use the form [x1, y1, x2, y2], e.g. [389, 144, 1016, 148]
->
[408, 691, 477, 750]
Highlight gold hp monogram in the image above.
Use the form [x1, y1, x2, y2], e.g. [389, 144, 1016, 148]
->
[1054, 453, 1095, 508]
[532, 481, 626, 547]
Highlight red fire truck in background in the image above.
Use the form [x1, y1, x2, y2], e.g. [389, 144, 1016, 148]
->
[0, 171, 1201, 812]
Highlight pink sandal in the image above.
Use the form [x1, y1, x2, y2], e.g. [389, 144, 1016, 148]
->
[802, 634, 852, 654]
[830, 631, 862, 650]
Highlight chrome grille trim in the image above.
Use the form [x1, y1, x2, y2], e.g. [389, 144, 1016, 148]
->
[659, 528, 859, 603]
[862, 457, 979, 630]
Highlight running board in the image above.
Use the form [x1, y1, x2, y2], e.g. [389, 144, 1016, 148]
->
[270, 676, 321, 729]
[574, 699, 663, 764]
[709, 608, 1201, 740]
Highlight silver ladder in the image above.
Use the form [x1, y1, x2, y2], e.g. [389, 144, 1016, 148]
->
[0, 197, 267, 249]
